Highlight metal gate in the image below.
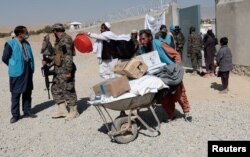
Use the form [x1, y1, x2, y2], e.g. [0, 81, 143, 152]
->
[179, 5, 201, 67]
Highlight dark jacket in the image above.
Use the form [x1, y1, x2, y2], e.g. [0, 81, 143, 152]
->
[204, 36, 217, 56]
[102, 40, 117, 60]
[216, 45, 233, 72]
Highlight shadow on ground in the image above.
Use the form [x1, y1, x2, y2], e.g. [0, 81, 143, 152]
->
[211, 82, 223, 91]
[185, 69, 205, 76]
[31, 97, 90, 115]
[97, 105, 185, 136]
[77, 97, 90, 114]
[185, 69, 194, 74]
[137, 106, 184, 129]
[32, 100, 54, 114]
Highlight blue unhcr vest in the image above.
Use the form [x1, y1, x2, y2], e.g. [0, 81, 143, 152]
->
[7, 38, 35, 77]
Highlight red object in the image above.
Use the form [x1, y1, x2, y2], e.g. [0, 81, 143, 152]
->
[160, 82, 190, 119]
[74, 33, 93, 53]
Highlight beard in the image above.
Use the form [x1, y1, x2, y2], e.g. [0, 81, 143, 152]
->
[144, 42, 153, 53]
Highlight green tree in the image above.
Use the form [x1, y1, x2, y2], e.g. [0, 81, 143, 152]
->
[43, 25, 53, 33]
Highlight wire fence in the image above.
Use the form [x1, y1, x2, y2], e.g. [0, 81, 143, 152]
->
[81, 0, 177, 28]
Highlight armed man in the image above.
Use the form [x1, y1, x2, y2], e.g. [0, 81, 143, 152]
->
[174, 26, 185, 60]
[47, 23, 79, 120]
[187, 26, 203, 75]
[41, 34, 55, 100]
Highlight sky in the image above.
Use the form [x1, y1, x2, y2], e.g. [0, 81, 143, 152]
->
[0, 0, 214, 27]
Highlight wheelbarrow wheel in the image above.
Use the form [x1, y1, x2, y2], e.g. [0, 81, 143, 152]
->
[111, 117, 138, 144]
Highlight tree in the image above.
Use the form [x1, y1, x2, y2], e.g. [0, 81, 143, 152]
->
[0, 32, 11, 38]
[43, 25, 53, 33]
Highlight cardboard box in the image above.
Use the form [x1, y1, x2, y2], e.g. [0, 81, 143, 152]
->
[123, 59, 148, 79]
[92, 76, 130, 98]
[113, 60, 129, 75]
[113, 58, 148, 79]
[136, 51, 162, 68]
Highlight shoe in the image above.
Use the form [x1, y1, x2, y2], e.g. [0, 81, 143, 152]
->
[184, 112, 192, 122]
[65, 105, 79, 121]
[23, 112, 37, 118]
[10, 116, 19, 123]
[52, 102, 68, 119]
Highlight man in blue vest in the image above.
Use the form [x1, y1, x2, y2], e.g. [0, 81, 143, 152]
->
[155, 25, 175, 49]
[2, 26, 36, 123]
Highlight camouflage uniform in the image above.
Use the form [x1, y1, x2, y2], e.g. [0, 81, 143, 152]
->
[188, 32, 202, 71]
[174, 31, 185, 59]
[51, 33, 77, 107]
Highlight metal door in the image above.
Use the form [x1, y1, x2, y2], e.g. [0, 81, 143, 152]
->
[179, 5, 201, 67]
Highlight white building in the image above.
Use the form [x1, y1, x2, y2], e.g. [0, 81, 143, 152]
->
[69, 22, 82, 31]
[200, 23, 216, 36]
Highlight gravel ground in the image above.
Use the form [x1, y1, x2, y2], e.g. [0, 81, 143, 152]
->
[0, 42, 250, 157]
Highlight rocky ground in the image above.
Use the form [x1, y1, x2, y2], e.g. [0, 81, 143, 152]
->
[0, 42, 250, 157]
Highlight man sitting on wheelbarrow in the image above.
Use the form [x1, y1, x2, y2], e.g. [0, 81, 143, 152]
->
[139, 29, 192, 122]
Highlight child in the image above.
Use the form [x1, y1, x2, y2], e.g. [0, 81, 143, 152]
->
[216, 37, 233, 94]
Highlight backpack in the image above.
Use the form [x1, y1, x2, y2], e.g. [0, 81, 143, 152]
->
[114, 39, 136, 59]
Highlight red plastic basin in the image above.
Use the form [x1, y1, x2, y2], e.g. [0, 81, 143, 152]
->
[74, 33, 93, 53]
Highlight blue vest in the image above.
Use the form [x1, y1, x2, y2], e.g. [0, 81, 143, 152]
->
[160, 33, 172, 46]
[140, 39, 174, 65]
[7, 38, 35, 77]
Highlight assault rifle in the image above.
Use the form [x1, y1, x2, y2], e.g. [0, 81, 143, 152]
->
[41, 63, 54, 99]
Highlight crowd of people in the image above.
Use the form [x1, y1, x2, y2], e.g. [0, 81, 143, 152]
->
[187, 26, 232, 94]
[2, 22, 233, 124]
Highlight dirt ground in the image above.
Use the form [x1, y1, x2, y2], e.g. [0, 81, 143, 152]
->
[184, 71, 250, 104]
[0, 41, 250, 157]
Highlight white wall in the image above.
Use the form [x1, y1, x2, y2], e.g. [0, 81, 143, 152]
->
[71, 6, 176, 37]
[216, 0, 250, 66]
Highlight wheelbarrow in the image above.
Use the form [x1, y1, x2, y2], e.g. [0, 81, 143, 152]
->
[88, 93, 161, 144]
